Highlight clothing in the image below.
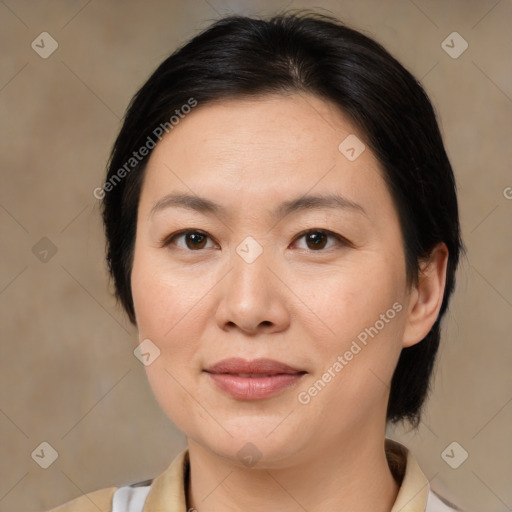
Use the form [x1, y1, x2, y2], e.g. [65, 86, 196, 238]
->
[46, 439, 459, 511]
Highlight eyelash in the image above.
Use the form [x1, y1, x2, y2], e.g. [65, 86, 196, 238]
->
[159, 228, 352, 253]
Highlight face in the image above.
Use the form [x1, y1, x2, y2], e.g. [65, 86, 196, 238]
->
[131, 93, 415, 468]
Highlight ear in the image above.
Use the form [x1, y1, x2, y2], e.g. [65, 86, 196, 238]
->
[402, 242, 449, 348]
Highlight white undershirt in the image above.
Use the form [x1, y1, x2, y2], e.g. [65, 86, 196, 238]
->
[111, 485, 150, 512]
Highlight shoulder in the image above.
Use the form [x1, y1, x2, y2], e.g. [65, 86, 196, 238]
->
[45, 486, 118, 512]
[44, 448, 187, 512]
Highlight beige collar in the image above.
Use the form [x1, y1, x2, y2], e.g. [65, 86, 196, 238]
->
[143, 438, 430, 511]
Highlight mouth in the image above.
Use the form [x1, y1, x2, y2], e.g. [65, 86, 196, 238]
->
[203, 358, 307, 400]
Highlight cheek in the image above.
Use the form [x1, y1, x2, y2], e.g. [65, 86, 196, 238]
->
[131, 250, 207, 434]
[130, 242, 214, 352]
[297, 258, 406, 398]
[131, 244, 204, 338]
[299, 258, 405, 343]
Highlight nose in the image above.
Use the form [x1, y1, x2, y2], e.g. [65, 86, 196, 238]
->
[214, 243, 290, 335]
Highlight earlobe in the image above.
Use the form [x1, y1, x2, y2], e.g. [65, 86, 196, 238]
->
[402, 242, 449, 348]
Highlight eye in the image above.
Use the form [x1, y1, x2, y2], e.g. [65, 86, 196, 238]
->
[162, 229, 217, 251]
[292, 229, 347, 251]
[161, 228, 350, 252]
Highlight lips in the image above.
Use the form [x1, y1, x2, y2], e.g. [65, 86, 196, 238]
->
[204, 357, 305, 375]
[203, 358, 307, 400]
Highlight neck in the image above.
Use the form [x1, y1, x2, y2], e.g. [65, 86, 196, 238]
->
[186, 434, 399, 512]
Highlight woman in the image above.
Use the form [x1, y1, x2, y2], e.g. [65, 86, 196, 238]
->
[49, 11, 464, 512]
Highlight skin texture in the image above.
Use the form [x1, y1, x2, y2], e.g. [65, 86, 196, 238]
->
[131, 93, 448, 512]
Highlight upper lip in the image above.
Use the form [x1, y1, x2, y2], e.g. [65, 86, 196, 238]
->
[204, 358, 306, 375]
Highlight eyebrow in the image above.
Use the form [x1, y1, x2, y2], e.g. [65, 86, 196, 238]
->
[149, 192, 368, 220]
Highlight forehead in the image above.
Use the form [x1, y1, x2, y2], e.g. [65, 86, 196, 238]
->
[139, 93, 394, 222]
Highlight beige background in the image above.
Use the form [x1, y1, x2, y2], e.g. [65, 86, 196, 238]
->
[0, 1, 511, 511]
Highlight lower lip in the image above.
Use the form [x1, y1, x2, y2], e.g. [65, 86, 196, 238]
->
[205, 372, 305, 400]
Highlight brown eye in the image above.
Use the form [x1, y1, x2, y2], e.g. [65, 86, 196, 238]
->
[305, 231, 328, 250]
[164, 230, 215, 251]
[184, 232, 208, 249]
[294, 229, 345, 251]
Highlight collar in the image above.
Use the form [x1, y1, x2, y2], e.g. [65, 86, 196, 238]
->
[142, 438, 430, 511]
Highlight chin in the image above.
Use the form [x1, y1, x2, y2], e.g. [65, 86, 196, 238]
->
[193, 419, 313, 469]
